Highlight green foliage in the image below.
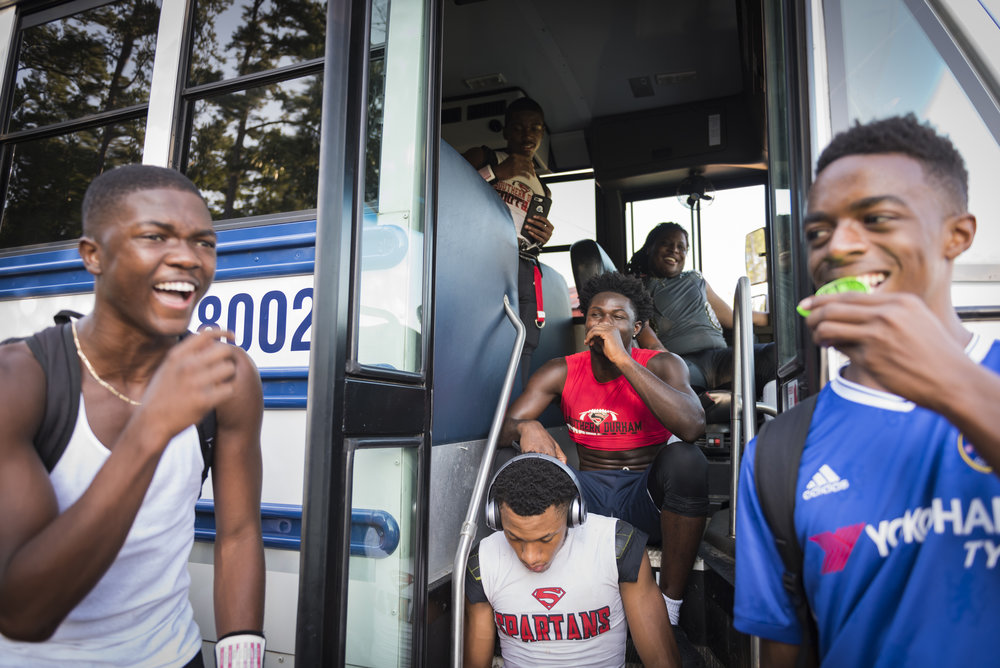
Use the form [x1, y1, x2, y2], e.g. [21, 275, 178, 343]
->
[185, 0, 328, 220]
[0, 0, 392, 244]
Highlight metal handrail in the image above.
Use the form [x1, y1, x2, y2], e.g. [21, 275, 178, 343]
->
[451, 295, 526, 668]
[756, 402, 778, 418]
[729, 276, 757, 538]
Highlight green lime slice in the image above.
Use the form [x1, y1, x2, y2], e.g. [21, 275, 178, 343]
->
[797, 276, 871, 317]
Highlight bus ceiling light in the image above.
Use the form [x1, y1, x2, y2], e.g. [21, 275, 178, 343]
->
[464, 73, 507, 91]
[656, 71, 698, 86]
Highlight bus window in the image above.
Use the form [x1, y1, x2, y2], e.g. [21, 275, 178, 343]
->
[0, 1, 159, 249]
[345, 445, 418, 667]
[187, 1, 325, 87]
[355, 0, 428, 374]
[539, 176, 597, 305]
[181, 0, 326, 221]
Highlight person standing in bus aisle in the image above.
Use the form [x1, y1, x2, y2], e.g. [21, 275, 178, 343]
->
[463, 97, 555, 382]
[627, 222, 776, 395]
[500, 271, 708, 629]
[0, 165, 266, 668]
[465, 453, 679, 668]
[734, 115, 1000, 667]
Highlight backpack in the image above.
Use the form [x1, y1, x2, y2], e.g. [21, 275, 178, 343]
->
[752, 393, 819, 668]
[4, 311, 216, 484]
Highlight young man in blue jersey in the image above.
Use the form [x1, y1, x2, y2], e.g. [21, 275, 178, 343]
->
[734, 115, 1000, 666]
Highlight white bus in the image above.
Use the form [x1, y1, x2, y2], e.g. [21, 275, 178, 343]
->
[0, 0, 995, 666]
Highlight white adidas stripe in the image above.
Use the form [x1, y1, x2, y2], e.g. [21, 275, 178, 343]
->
[802, 465, 849, 500]
[818, 465, 840, 483]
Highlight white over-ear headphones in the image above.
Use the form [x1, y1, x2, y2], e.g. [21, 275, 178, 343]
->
[484, 453, 588, 531]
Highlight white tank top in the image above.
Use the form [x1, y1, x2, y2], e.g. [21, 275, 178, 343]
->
[0, 397, 203, 667]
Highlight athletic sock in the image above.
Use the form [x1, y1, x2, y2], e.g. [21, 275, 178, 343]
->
[663, 593, 682, 625]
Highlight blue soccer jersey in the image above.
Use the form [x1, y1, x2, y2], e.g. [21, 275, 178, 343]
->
[735, 334, 1000, 666]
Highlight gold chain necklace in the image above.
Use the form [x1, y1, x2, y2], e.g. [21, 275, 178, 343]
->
[71, 321, 142, 407]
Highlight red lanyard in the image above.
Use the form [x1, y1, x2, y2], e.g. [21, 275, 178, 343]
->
[533, 262, 545, 328]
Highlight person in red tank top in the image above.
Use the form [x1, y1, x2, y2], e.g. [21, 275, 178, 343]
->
[501, 272, 708, 627]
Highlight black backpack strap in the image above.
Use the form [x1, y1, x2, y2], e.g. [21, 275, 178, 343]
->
[22, 324, 82, 471]
[9, 317, 217, 482]
[196, 409, 217, 487]
[177, 330, 217, 486]
[53, 309, 84, 325]
[754, 393, 819, 667]
[480, 145, 499, 170]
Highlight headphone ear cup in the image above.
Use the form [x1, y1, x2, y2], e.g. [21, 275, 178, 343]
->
[567, 495, 588, 527]
[485, 498, 501, 532]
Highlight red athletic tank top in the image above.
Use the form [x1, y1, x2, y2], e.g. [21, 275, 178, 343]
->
[560, 348, 672, 450]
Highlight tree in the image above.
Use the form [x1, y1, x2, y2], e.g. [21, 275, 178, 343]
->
[0, 0, 158, 248]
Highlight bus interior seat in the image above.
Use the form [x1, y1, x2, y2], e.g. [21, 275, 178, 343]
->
[701, 389, 732, 424]
[569, 238, 618, 290]
[432, 140, 520, 445]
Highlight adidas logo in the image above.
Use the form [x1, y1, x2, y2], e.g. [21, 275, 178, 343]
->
[802, 465, 850, 500]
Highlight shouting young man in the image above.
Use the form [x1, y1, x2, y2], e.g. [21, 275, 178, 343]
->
[0, 165, 265, 667]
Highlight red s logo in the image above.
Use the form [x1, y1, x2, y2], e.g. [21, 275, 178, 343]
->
[532, 587, 566, 610]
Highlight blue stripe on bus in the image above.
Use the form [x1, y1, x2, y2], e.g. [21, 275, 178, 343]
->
[0, 219, 317, 299]
[261, 367, 308, 409]
[194, 500, 401, 557]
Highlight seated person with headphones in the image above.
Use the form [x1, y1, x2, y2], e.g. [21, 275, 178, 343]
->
[464, 454, 678, 668]
[500, 272, 707, 627]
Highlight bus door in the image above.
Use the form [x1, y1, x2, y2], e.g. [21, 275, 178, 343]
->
[296, 0, 438, 665]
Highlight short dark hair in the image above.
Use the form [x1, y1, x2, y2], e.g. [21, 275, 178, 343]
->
[816, 114, 968, 211]
[82, 164, 206, 237]
[625, 222, 688, 276]
[491, 457, 578, 518]
[578, 271, 654, 323]
[505, 97, 544, 125]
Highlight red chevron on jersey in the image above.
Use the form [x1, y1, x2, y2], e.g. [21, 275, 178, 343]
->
[532, 587, 566, 610]
[809, 523, 866, 574]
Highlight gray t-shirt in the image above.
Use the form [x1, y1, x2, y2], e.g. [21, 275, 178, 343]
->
[646, 271, 727, 355]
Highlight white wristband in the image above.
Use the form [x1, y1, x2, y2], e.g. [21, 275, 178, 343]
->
[215, 632, 265, 668]
[478, 164, 497, 183]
